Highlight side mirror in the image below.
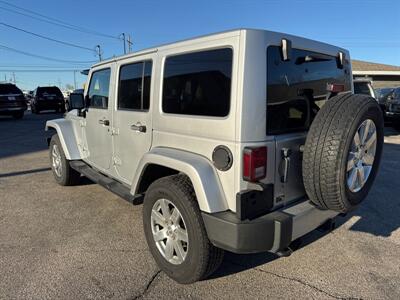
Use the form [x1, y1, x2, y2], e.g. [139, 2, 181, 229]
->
[68, 93, 85, 111]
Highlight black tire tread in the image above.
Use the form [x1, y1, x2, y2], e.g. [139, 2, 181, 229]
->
[303, 93, 383, 212]
[144, 174, 224, 283]
[49, 134, 81, 186]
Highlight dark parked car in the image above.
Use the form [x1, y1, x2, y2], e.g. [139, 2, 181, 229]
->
[385, 87, 400, 125]
[31, 86, 66, 114]
[375, 87, 395, 113]
[0, 83, 27, 119]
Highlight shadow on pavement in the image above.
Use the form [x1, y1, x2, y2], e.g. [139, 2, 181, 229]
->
[343, 137, 400, 237]
[0, 112, 62, 159]
[0, 167, 51, 178]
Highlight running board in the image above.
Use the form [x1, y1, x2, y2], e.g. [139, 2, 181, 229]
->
[69, 160, 143, 205]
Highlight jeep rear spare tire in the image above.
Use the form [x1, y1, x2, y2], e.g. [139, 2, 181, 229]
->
[303, 93, 383, 213]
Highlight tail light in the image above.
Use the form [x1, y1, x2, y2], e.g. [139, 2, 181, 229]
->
[243, 147, 267, 182]
[327, 83, 345, 93]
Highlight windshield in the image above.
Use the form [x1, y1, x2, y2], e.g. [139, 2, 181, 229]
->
[266, 46, 351, 135]
[354, 82, 371, 95]
[37, 87, 63, 97]
[0, 84, 22, 95]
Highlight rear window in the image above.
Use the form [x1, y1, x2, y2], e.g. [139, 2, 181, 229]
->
[162, 48, 233, 117]
[266, 46, 351, 135]
[0, 84, 22, 95]
[37, 87, 63, 97]
[354, 82, 371, 95]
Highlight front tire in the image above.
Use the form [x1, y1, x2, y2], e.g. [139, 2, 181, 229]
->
[49, 134, 81, 186]
[143, 175, 224, 284]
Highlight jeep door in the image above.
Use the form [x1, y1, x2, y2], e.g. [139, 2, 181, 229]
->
[112, 56, 154, 183]
[82, 66, 114, 171]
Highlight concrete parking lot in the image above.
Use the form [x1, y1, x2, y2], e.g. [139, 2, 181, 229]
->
[1, 112, 400, 299]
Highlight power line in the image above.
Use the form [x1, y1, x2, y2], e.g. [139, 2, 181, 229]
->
[0, 43, 96, 64]
[0, 22, 96, 53]
[0, 5, 121, 41]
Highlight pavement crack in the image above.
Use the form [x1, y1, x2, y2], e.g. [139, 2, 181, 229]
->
[131, 269, 162, 300]
[227, 260, 360, 300]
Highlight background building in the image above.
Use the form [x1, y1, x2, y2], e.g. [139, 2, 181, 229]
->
[352, 60, 400, 88]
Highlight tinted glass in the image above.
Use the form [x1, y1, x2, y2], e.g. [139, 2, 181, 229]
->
[0, 84, 22, 95]
[267, 46, 351, 135]
[119, 62, 143, 110]
[88, 68, 111, 109]
[37, 86, 63, 97]
[354, 82, 371, 95]
[143, 62, 152, 110]
[118, 61, 152, 110]
[162, 48, 233, 117]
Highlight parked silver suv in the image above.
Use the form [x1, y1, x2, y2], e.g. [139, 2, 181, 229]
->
[46, 29, 383, 284]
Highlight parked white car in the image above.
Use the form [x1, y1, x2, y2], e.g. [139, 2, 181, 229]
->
[46, 29, 383, 283]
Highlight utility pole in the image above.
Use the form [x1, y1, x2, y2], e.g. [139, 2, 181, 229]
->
[12, 72, 16, 84]
[73, 71, 77, 90]
[127, 34, 133, 53]
[96, 45, 102, 61]
[121, 33, 126, 54]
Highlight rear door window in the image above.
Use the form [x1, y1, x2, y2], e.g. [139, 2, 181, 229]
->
[0, 84, 22, 95]
[88, 68, 111, 109]
[266, 46, 351, 135]
[162, 48, 233, 117]
[118, 61, 152, 111]
[37, 87, 63, 98]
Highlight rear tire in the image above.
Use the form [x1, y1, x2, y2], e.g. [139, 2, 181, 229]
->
[303, 94, 383, 212]
[49, 134, 81, 186]
[143, 174, 224, 284]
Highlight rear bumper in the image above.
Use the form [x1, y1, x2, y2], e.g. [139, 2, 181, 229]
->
[35, 101, 64, 110]
[0, 106, 27, 115]
[202, 200, 338, 254]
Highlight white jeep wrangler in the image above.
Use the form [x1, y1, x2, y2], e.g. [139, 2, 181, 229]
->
[46, 29, 383, 284]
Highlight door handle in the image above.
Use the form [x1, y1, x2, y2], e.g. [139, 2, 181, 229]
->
[130, 123, 146, 133]
[98, 119, 110, 126]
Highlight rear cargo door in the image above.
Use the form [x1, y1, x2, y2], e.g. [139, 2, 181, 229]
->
[266, 45, 351, 205]
[274, 133, 306, 206]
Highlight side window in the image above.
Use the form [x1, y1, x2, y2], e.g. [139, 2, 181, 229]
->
[162, 48, 233, 117]
[88, 68, 111, 109]
[118, 61, 152, 111]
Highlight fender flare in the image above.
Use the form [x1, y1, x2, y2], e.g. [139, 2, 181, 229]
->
[132, 147, 228, 213]
[45, 119, 82, 160]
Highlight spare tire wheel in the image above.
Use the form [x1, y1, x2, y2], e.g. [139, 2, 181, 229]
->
[303, 93, 383, 213]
